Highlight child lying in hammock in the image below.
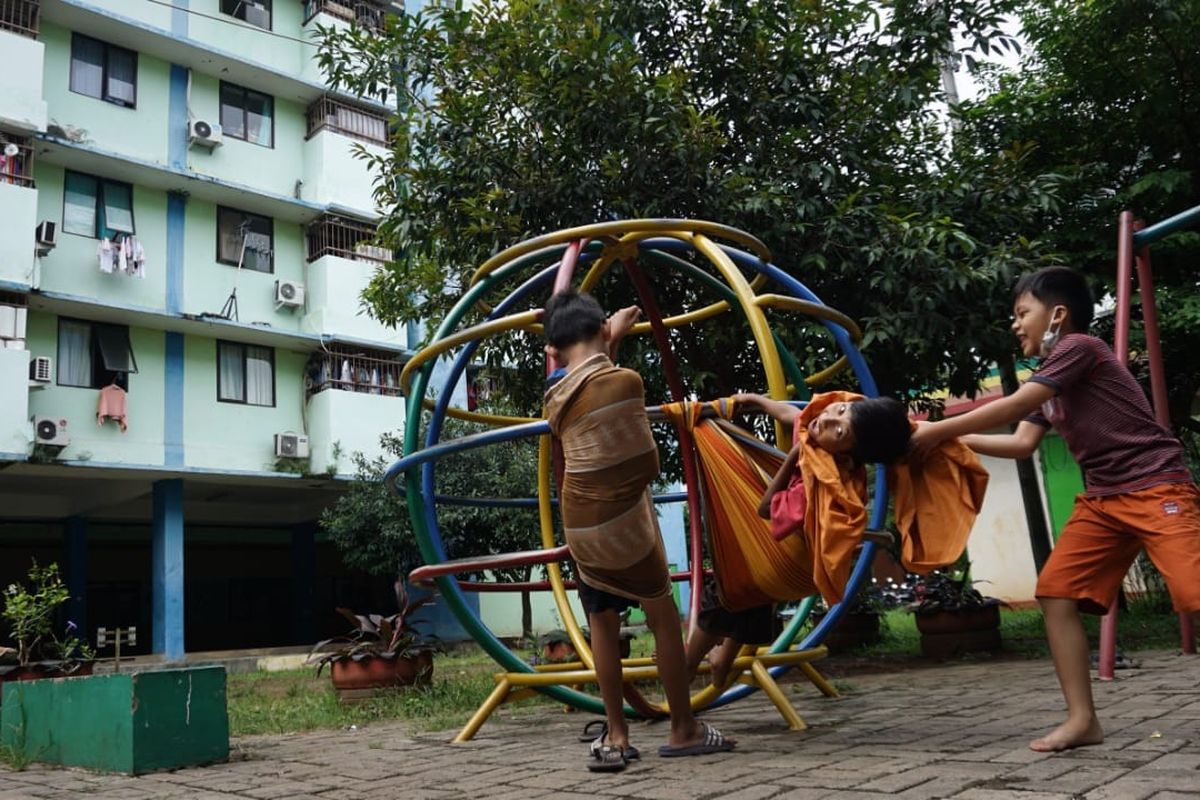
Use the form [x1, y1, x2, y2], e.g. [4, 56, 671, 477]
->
[684, 391, 912, 687]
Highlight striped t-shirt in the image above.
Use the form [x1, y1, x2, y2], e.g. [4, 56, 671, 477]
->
[1025, 333, 1192, 496]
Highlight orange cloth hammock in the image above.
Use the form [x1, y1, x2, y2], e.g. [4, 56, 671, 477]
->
[660, 393, 989, 612]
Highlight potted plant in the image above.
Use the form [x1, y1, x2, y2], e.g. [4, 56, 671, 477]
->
[1, 561, 95, 696]
[809, 582, 889, 653]
[909, 566, 1004, 658]
[308, 581, 440, 702]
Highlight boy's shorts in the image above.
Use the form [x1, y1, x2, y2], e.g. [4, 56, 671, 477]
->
[1036, 481, 1200, 615]
[576, 576, 638, 616]
[696, 580, 780, 645]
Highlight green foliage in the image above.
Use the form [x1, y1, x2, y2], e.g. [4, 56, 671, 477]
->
[956, 0, 1200, 446]
[320, 419, 542, 582]
[2, 561, 70, 667]
[316, 0, 1063, 421]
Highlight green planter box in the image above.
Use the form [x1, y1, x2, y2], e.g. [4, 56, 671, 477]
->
[0, 666, 229, 774]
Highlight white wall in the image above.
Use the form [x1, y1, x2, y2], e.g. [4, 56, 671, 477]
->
[0, 182, 38, 289]
[966, 453, 1047, 605]
[307, 388, 403, 476]
[0, 349, 31, 455]
[302, 132, 384, 218]
[0, 31, 47, 133]
[304, 254, 405, 346]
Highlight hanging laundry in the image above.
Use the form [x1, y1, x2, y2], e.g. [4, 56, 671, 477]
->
[98, 238, 116, 273]
[124, 236, 146, 279]
[340, 358, 352, 388]
[96, 383, 128, 432]
[370, 366, 381, 395]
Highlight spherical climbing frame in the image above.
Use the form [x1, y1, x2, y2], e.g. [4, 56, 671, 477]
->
[385, 220, 890, 740]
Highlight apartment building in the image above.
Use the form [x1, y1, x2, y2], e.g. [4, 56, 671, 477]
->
[0, 0, 415, 659]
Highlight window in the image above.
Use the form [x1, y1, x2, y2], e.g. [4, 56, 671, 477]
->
[217, 341, 275, 406]
[217, 207, 274, 273]
[57, 318, 138, 389]
[305, 97, 389, 145]
[63, 171, 135, 239]
[221, 0, 271, 29]
[220, 82, 274, 147]
[70, 34, 137, 108]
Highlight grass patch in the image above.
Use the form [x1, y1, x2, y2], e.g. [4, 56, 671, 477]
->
[832, 601, 1186, 660]
[227, 646, 554, 737]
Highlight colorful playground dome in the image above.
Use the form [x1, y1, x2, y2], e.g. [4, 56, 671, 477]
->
[384, 220, 889, 740]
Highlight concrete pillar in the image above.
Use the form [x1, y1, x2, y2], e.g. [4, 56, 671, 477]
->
[152, 479, 185, 661]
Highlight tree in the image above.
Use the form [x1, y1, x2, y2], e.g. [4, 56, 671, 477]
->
[317, 0, 1064, 421]
[956, 0, 1200, 440]
[320, 421, 545, 640]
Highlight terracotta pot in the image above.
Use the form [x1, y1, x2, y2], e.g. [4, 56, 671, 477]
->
[914, 604, 1001, 636]
[815, 612, 882, 653]
[330, 653, 433, 702]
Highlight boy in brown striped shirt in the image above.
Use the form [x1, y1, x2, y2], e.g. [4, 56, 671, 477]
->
[911, 266, 1200, 753]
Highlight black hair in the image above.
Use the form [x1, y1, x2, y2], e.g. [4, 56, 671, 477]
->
[849, 397, 912, 464]
[543, 290, 605, 349]
[1012, 267, 1094, 331]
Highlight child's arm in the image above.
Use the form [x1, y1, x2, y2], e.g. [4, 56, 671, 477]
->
[734, 392, 800, 427]
[910, 381, 1055, 457]
[959, 422, 1048, 459]
[604, 305, 642, 362]
[759, 444, 800, 519]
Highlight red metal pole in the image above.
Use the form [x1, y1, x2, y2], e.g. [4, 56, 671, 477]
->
[1134, 241, 1197, 655]
[1098, 211, 1137, 680]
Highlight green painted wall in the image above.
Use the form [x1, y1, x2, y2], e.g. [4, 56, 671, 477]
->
[186, 0, 310, 78]
[41, 22, 172, 168]
[79, 0, 175, 31]
[1038, 432, 1085, 541]
[182, 334, 307, 472]
[35, 164, 170, 310]
[181, 200, 306, 327]
[187, 71, 308, 200]
[26, 311, 167, 466]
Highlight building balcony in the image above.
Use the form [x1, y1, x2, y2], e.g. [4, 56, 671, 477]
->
[0, 346, 31, 457]
[303, 215, 403, 345]
[299, 2, 388, 86]
[305, 350, 405, 476]
[0, 143, 38, 290]
[0, 13, 48, 133]
[303, 97, 388, 218]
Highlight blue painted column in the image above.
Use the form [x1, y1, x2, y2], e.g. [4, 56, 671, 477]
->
[63, 516, 88, 640]
[152, 479, 185, 661]
[290, 523, 317, 644]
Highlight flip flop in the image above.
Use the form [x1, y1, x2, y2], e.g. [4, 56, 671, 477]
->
[658, 722, 736, 758]
[578, 719, 606, 742]
[586, 724, 640, 760]
[587, 744, 628, 772]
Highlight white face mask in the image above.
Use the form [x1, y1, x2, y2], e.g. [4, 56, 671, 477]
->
[1039, 307, 1066, 356]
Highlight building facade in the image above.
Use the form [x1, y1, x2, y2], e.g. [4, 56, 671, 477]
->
[0, 0, 414, 660]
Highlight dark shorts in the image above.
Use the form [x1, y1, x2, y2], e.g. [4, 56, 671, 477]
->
[696, 581, 780, 644]
[577, 576, 639, 617]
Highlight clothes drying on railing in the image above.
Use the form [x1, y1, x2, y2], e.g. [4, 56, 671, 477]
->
[98, 236, 146, 278]
[658, 392, 989, 612]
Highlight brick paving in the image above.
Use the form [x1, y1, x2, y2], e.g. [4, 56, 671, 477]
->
[1, 650, 1198, 799]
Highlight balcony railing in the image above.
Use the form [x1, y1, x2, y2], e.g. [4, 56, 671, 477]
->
[0, 139, 35, 189]
[0, 0, 39, 39]
[306, 214, 390, 264]
[306, 346, 404, 400]
[306, 96, 390, 146]
[302, 0, 385, 32]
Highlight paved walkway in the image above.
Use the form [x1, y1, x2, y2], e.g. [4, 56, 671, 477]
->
[2, 651, 1198, 799]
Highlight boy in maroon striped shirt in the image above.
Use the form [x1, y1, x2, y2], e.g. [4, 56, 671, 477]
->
[911, 266, 1200, 753]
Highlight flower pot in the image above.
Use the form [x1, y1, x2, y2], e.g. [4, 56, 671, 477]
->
[814, 611, 882, 653]
[330, 653, 433, 703]
[915, 604, 1002, 658]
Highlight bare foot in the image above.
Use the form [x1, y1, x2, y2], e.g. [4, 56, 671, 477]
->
[1029, 717, 1104, 752]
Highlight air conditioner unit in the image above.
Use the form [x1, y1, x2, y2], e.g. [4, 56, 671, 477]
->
[33, 415, 69, 447]
[29, 356, 52, 383]
[35, 220, 56, 255]
[274, 280, 305, 308]
[274, 432, 310, 459]
[188, 118, 223, 149]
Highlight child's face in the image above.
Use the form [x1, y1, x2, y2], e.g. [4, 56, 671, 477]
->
[1011, 292, 1067, 358]
[807, 400, 856, 454]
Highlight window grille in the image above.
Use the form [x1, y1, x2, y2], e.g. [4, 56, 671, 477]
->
[306, 96, 389, 146]
[302, 0, 385, 32]
[306, 345, 405, 400]
[306, 215, 389, 264]
[0, 138, 34, 188]
[0, 0, 39, 38]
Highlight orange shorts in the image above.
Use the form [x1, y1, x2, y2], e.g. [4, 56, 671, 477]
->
[1036, 482, 1200, 615]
